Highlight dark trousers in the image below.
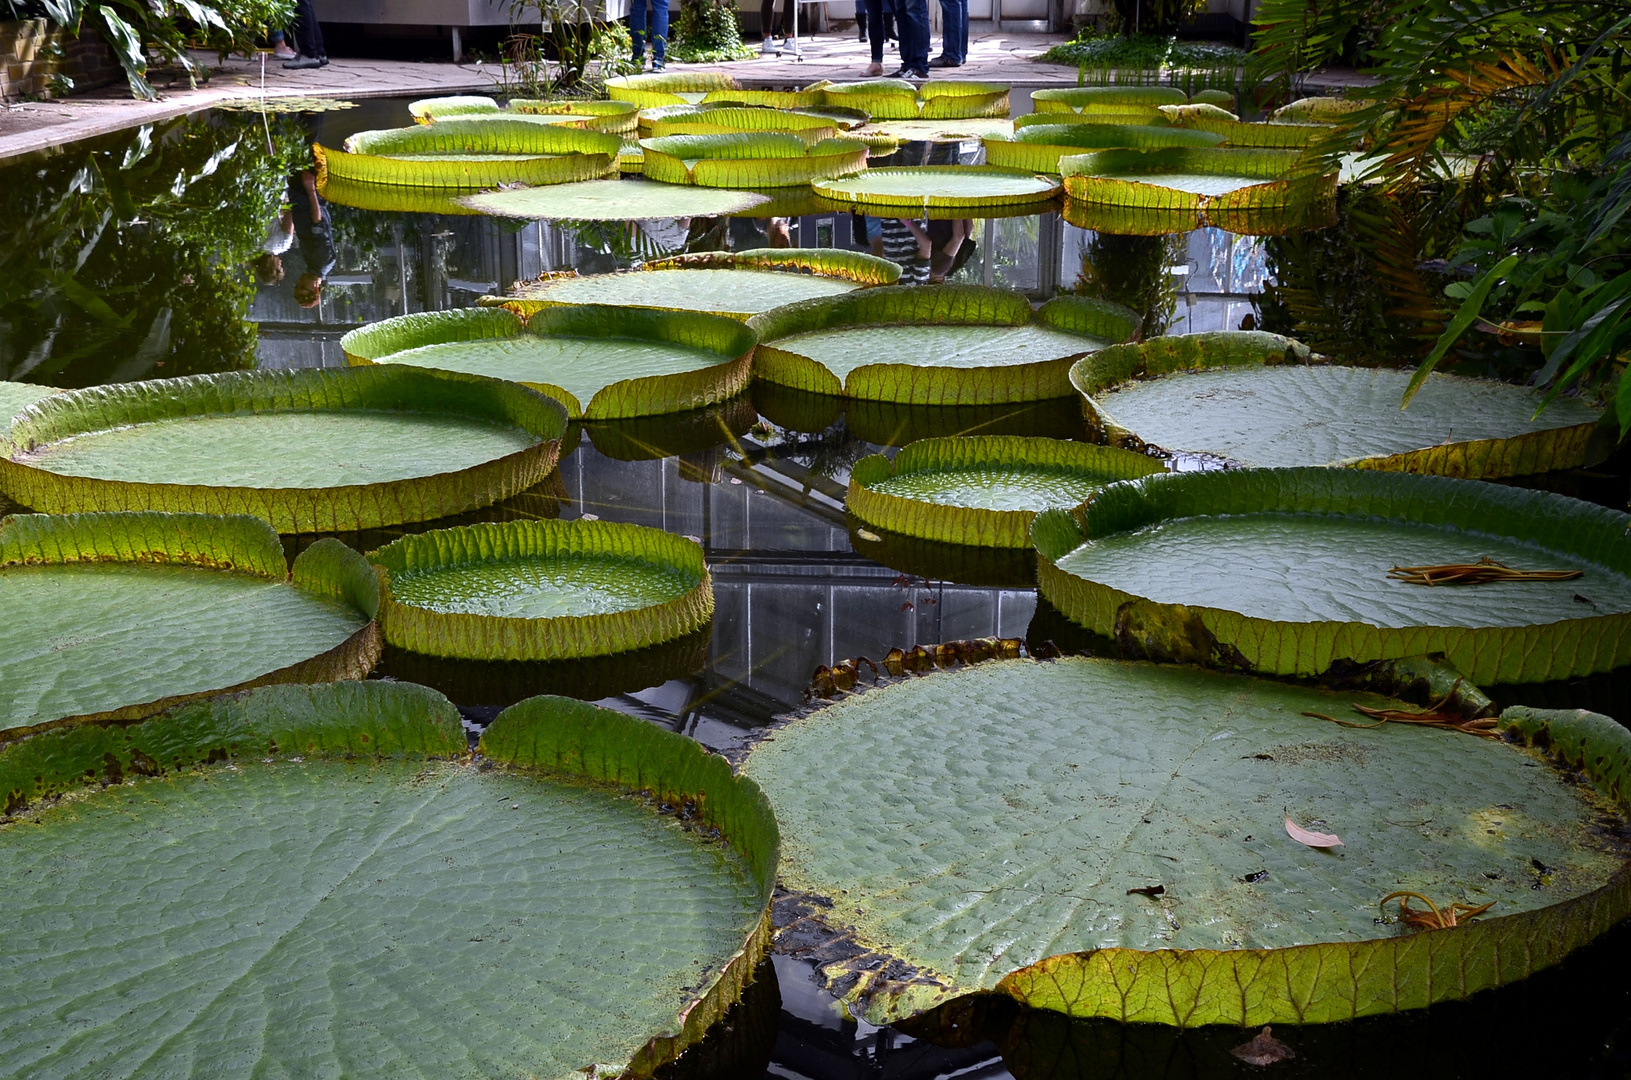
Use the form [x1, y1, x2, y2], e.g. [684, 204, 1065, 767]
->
[863, 0, 893, 62]
[896, 0, 929, 72]
[630, 0, 668, 60]
[291, 0, 325, 58]
[760, 0, 795, 37]
[938, 0, 966, 62]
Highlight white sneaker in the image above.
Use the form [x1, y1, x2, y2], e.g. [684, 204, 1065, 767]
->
[760, 38, 777, 53]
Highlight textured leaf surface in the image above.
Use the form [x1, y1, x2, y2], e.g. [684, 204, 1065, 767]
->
[986, 124, 1223, 173]
[1059, 148, 1337, 227]
[0, 513, 375, 738]
[0, 683, 773, 1080]
[817, 79, 1010, 120]
[509, 269, 859, 317]
[742, 657, 1631, 1025]
[372, 519, 712, 660]
[606, 72, 741, 108]
[0, 368, 566, 533]
[812, 166, 1061, 212]
[1035, 469, 1631, 684]
[640, 133, 868, 188]
[0, 381, 56, 439]
[774, 324, 1099, 379]
[458, 178, 771, 219]
[1077, 347, 1602, 475]
[847, 435, 1163, 547]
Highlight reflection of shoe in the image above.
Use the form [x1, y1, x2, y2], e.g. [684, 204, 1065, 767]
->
[283, 54, 326, 69]
[929, 55, 961, 67]
[864, 62, 883, 76]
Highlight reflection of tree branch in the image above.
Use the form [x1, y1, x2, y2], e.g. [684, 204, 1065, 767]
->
[752, 419, 871, 481]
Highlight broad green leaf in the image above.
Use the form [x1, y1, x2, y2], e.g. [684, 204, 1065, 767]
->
[0, 367, 568, 533]
[865, 117, 1015, 142]
[1018, 104, 1173, 127]
[318, 121, 622, 188]
[818, 79, 1009, 120]
[408, 94, 501, 119]
[0, 381, 56, 440]
[747, 286, 1138, 404]
[1403, 254, 1523, 407]
[496, 248, 898, 320]
[986, 124, 1223, 174]
[640, 133, 869, 188]
[638, 104, 840, 141]
[509, 99, 641, 136]
[0, 512, 377, 739]
[1031, 86, 1189, 110]
[319, 174, 484, 215]
[606, 72, 742, 108]
[1072, 333, 1602, 477]
[1060, 147, 1337, 233]
[0, 682, 776, 1080]
[742, 657, 1631, 1025]
[371, 519, 712, 660]
[1034, 468, 1631, 685]
[847, 435, 1164, 547]
[458, 178, 772, 219]
[811, 165, 1062, 215]
[341, 305, 755, 420]
[701, 87, 825, 109]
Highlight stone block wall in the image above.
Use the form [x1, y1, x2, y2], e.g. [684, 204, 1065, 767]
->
[2, 17, 122, 100]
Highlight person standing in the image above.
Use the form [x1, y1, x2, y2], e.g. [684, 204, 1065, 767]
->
[281, 0, 328, 68]
[932, 0, 966, 67]
[760, 0, 796, 52]
[630, 0, 669, 70]
[890, 0, 929, 79]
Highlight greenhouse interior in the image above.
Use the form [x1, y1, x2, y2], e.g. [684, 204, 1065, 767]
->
[2, 0, 1630, 1076]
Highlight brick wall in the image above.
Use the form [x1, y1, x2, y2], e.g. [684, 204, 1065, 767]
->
[1, 17, 122, 101]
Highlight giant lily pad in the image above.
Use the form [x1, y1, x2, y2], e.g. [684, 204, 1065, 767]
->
[607, 71, 742, 108]
[641, 133, 869, 188]
[812, 165, 1061, 216]
[0, 381, 55, 439]
[370, 518, 712, 660]
[742, 656, 1631, 1026]
[0, 366, 567, 533]
[495, 248, 899, 321]
[0, 512, 378, 741]
[984, 123, 1224, 174]
[1070, 331, 1605, 476]
[847, 435, 1164, 547]
[748, 285, 1139, 405]
[1031, 85, 1190, 112]
[865, 117, 1015, 143]
[817, 79, 1010, 120]
[410, 96, 641, 136]
[1060, 147, 1338, 235]
[1033, 468, 1631, 685]
[638, 104, 840, 142]
[318, 173, 482, 214]
[316, 120, 621, 188]
[340, 305, 754, 420]
[458, 177, 772, 219]
[0, 681, 777, 1078]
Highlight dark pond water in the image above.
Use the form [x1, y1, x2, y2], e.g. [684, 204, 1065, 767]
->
[2, 100, 1628, 1080]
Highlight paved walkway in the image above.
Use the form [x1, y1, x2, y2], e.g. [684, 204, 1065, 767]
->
[688, 30, 1071, 87]
[0, 53, 492, 161]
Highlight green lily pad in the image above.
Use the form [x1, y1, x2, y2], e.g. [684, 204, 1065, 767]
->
[458, 177, 773, 219]
[812, 166, 1062, 216]
[748, 285, 1139, 405]
[409, 97, 642, 136]
[0, 381, 55, 439]
[1060, 147, 1338, 233]
[370, 518, 712, 661]
[495, 248, 899, 321]
[0, 367, 567, 533]
[318, 173, 484, 214]
[817, 79, 1010, 120]
[0, 512, 378, 741]
[847, 435, 1164, 547]
[741, 656, 1631, 1026]
[606, 72, 742, 108]
[0, 682, 777, 1079]
[316, 121, 621, 188]
[985, 123, 1224, 173]
[1033, 468, 1631, 685]
[1071, 331, 1605, 476]
[867, 117, 1015, 142]
[341, 305, 754, 420]
[641, 133, 870, 188]
[1031, 86, 1190, 110]
[638, 104, 841, 141]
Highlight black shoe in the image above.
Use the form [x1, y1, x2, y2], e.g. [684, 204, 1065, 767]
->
[887, 65, 917, 78]
[929, 55, 962, 67]
[283, 54, 327, 69]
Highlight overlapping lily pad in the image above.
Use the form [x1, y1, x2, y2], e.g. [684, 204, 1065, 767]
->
[1070, 331, 1605, 476]
[370, 518, 711, 661]
[984, 123, 1224, 173]
[0, 366, 567, 533]
[495, 248, 899, 320]
[865, 117, 1016, 143]
[743, 656, 1631, 1026]
[341, 305, 754, 420]
[847, 436, 1164, 547]
[458, 177, 772, 219]
[748, 285, 1139, 404]
[638, 104, 841, 142]
[410, 95, 642, 135]
[1059, 147, 1338, 234]
[1031, 85, 1190, 111]
[318, 173, 483, 214]
[817, 79, 1010, 119]
[0, 511, 378, 741]
[316, 120, 621, 188]
[1033, 468, 1631, 685]
[641, 133, 869, 188]
[607, 71, 742, 108]
[812, 165, 1060, 216]
[0, 681, 777, 1078]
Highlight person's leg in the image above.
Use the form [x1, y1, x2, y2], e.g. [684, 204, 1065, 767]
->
[895, 0, 928, 74]
[951, 0, 967, 63]
[651, 0, 668, 64]
[760, 0, 775, 38]
[934, 0, 966, 64]
[629, 0, 647, 60]
[781, 0, 796, 39]
[293, 0, 325, 59]
[865, 0, 885, 69]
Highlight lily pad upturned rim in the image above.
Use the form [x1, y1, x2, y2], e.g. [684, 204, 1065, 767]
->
[746, 284, 1140, 404]
[1069, 330, 1604, 478]
[606, 71, 744, 106]
[637, 104, 842, 140]
[1031, 467, 1631, 685]
[816, 79, 1011, 119]
[0, 511, 380, 741]
[0, 680, 778, 1080]
[317, 121, 622, 189]
[810, 165, 1063, 215]
[984, 124, 1225, 174]
[639, 132, 870, 189]
[339, 305, 756, 420]
[0, 366, 568, 534]
[316, 172, 483, 215]
[1058, 146, 1339, 226]
[1030, 85, 1191, 110]
[741, 656, 1631, 1028]
[369, 517, 714, 661]
[847, 435, 1165, 547]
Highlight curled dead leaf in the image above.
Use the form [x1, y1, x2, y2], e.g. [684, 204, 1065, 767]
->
[1285, 812, 1343, 848]
[1232, 1025, 1296, 1066]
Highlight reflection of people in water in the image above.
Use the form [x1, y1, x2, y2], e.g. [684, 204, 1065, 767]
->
[287, 168, 336, 308]
[254, 201, 294, 286]
[926, 218, 973, 283]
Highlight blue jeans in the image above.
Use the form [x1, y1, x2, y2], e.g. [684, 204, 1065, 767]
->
[630, 0, 668, 61]
[896, 0, 929, 73]
[937, 0, 966, 63]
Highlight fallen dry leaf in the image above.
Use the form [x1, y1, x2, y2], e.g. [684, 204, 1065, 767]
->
[1285, 813, 1343, 848]
[1232, 1025, 1296, 1066]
